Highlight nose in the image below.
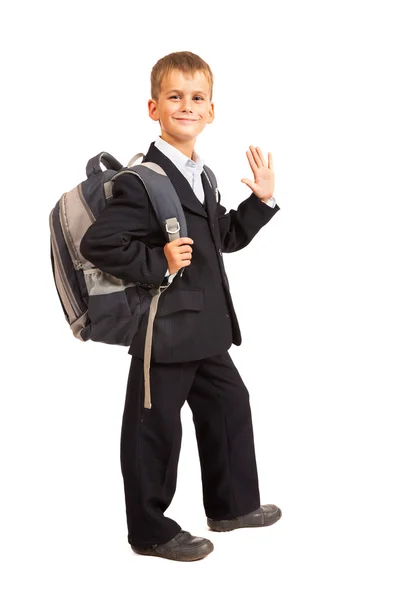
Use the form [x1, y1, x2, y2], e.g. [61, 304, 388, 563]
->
[182, 98, 194, 113]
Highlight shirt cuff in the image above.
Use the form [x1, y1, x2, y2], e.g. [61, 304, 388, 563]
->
[164, 268, 177, 284]
[262, 196, 277, 208]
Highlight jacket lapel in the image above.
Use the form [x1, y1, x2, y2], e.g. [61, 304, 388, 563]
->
[143, 142, 209, 219]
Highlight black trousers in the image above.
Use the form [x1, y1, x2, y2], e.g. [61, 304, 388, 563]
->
[120, 350, 261, 547]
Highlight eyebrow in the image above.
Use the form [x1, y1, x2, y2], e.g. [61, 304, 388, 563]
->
[165, 89, 208, 97]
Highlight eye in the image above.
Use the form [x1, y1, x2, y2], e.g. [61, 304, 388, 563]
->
[168, 95, 205, 100]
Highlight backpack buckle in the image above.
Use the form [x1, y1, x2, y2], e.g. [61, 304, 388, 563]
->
[165, 221, 180, 235]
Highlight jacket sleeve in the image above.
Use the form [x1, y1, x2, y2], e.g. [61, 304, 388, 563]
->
[217, 191, 280, 253]
[80, 173, 169, 286]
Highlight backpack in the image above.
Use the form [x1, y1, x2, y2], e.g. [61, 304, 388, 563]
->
[49, 150, 218, 408]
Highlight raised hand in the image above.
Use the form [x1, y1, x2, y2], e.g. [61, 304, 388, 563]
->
[241, 145, 275, 202]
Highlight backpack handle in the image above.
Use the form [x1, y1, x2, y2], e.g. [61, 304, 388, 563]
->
[126, 153, 145, 168]
[86, 152, 123, 178]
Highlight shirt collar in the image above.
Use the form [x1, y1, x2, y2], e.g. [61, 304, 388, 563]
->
[154, 135, 204, 174]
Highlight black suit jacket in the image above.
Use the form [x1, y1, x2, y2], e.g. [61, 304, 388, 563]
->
[80, 142, 280, 363]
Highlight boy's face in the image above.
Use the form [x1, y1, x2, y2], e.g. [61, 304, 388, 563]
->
[148, 69, 214, 147]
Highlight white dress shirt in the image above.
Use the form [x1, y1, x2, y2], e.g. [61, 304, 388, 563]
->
[153, 135, 276, 284]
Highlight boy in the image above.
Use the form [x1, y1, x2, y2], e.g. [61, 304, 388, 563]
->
[80, 51, 282, 562]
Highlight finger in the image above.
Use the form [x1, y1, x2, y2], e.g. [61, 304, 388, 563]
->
[179, 252, 192, 260]
[268, 152, 273, 170]
[255, 146, 267, 167]
[249, 146, 263, 170]
[249, 145, 262, 169]
[241, 178, 255, 192]
[173, 252, 192, 261]
[178, 245, 192, 254]
[246, 148, 258, 172]
[172, 237, 193, 246]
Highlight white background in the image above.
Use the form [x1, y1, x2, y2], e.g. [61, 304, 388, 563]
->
[2, 0, 400, 598]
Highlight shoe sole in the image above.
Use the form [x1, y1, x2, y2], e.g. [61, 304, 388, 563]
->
[208, 508, 282, 532]
[132, 540, 214, 561]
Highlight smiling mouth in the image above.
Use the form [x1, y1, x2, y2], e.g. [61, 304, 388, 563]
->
[174, 118, 198, 122]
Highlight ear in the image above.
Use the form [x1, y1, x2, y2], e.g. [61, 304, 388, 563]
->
[148, 99, 159, 122]
[207, 101, 215, 124]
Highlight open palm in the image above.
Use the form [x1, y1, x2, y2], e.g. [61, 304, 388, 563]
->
[241, 145, 275, 201]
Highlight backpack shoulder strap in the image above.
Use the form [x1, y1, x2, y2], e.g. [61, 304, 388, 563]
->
[111, 162, 188, 410]
[202, 164, 218, 190]
[111, 163, 187, 242]
[202, 164, 220, 205]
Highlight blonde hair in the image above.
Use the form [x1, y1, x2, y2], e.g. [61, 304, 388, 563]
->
[150, 51, 214, 102]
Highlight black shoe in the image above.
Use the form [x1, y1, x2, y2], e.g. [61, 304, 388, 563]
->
[131, 530, 214, 561]
[207, 504, 282, 532]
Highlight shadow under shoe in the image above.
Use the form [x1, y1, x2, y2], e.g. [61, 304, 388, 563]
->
[207, 504, 282, 532]
[131, 530, 214, 561]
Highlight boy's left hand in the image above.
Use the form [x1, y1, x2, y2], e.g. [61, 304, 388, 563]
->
[241, 146, 275, 202]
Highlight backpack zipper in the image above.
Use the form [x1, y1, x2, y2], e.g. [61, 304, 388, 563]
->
[50, 208, 81, 320]
[59, 193, 83, 269]
[60, 186, 95, 270]
[77, 183, 95, 222]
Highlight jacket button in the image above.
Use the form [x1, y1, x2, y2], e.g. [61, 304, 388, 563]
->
[218, 248, 222, 255]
